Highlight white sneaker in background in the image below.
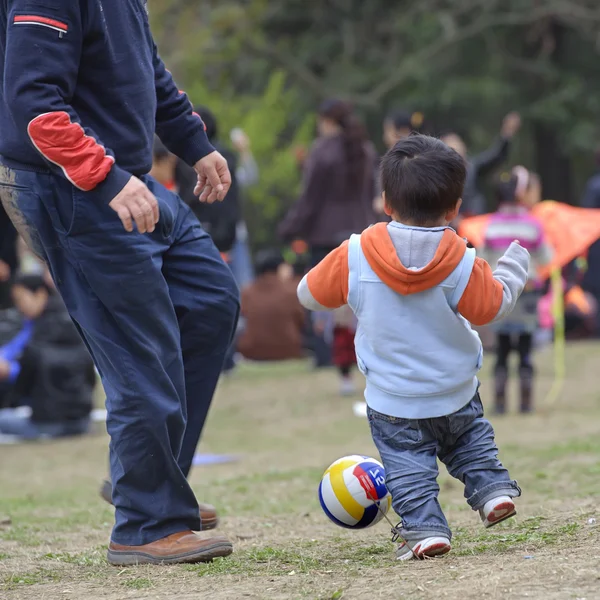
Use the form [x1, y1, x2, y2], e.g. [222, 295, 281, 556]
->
[480, 496, 516, 528]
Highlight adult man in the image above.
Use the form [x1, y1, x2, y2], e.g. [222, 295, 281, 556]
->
[0, 1, 240, 565]
[580, 149, 600, 335]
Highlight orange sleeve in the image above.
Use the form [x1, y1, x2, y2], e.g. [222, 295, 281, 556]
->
[305, 241, 349, 309]
[457, 257, 504, 326]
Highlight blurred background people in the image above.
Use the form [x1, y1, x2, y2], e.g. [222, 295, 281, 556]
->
[278, 100, 377, 368]
[237, 250, 305, 362]
[278, 99, 378, 267]
[382, 110, 425, 150]
[229, 126, 260, 289]
[442, 112, 522, 217]
[480, 168, 552, 414]
[0, 274, 95, 440]
[0, 205, 18, 309]
[374, 109, 426, 218]
[580, 149, 600, 335]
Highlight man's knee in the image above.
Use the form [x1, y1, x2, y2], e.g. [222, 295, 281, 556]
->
[180, 276, 240, 355]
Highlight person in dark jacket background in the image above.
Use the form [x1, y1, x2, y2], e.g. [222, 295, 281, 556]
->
[151, 133, 240, 255]
[579, 149, 600, 335]
[278, 99, 378, 267]
[184, 106, 241, 256]
[441, 112, 521, 216]
[0, 206, 18, 308]
[0, 274, 94, 439]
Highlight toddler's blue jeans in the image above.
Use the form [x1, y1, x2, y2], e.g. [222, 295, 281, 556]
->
[368, 393, 520, 541]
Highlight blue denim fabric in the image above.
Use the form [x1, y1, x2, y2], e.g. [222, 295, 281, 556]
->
[0, 161, 239, 545]
[368, 393, 520, 541]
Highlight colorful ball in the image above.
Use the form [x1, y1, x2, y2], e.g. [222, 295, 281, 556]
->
[318, 455, 392, 529]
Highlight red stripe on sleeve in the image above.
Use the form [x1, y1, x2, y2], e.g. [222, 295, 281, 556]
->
[14, 15, 68, 31]
[27, 112, 115, 191]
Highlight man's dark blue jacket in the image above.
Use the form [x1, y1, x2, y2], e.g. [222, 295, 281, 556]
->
[0, 0, 213, 202]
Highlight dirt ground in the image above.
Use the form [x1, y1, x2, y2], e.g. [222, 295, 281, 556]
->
[1, 343, 599, 600]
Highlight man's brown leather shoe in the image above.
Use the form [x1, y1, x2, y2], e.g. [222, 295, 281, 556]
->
[107, 531, 233, 565]
[100, 480, 219, 530]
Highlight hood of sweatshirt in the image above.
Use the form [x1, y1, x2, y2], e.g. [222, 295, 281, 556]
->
[360, 222, 467, 295]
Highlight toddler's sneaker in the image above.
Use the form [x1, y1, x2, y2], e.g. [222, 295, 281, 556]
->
[480, 496, 516, 528]
[395, 536, 451, 561]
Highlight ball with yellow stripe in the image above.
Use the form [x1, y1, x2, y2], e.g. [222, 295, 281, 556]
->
[319, 455, 392, 529]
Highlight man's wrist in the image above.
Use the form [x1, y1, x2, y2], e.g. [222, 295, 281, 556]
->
[180, 129, 215, 167]
[96, 165, 132, 200]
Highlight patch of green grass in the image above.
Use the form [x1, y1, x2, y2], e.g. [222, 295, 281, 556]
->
[43, 550, 105, 567]
[0, 525, 43, 547]
[0, 552, 10, 560]
[454, 519, 581, 556]
[122, 577, 153, 589]
[184, 540, 396, 579]
[1, 568, 61, 590]
[187, 546, 324, 578]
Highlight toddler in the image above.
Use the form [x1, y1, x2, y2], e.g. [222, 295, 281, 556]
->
[298, 135, 530, 560]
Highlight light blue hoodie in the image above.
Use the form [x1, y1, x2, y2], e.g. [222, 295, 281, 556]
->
[298, 222, 530, 419]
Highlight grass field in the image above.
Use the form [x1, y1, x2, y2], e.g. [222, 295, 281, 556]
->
[1, 342, 599, 600]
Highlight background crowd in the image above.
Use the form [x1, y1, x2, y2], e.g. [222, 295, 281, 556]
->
[1, 96, 599, 442]
[2, 0, 600, 443]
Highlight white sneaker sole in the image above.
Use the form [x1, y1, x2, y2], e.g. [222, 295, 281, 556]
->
[397, 538, 452, 561]
[482, 500, 516, 528]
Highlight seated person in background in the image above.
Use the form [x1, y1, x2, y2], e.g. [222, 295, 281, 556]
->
[0, 274, 95, 440]
[237, 250, 305, 361]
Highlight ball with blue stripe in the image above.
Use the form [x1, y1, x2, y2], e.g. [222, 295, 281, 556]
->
[319, 455, 391, 529]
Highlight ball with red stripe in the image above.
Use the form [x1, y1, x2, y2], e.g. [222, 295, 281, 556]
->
[319, 455, 392, 529]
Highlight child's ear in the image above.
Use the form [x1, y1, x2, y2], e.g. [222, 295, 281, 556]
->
[446, 198, 462, 222]
[383, 192, 393, 217]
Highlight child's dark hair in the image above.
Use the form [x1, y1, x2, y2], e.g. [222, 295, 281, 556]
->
[380, 134, 466, 226]
[12, 273, 51, 294]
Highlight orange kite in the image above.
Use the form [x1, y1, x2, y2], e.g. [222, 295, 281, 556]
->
[459, 201, 600, 280]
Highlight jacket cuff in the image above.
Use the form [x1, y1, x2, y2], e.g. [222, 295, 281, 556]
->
[175, 129, 215, 167]
[95, 165, 132, 201]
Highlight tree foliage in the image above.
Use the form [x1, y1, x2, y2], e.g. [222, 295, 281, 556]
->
[149, 0, 600, 247]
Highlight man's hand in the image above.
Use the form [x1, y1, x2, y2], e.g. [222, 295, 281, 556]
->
[109, 176, 159, 233]
[194, 151, 231, 203]
[501, 112, 521, 139]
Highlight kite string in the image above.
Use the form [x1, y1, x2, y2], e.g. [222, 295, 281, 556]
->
[545, 266, 565, 409]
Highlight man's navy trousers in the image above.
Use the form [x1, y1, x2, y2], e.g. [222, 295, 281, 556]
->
[0, 159, 239, 545]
